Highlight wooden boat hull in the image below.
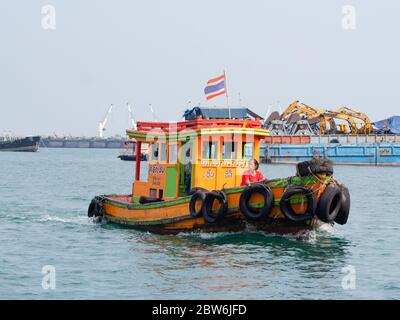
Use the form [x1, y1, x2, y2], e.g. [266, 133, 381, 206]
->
[97, 176, 330, 234]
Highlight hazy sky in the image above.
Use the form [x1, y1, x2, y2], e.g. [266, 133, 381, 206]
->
[1, 0, 399, 137]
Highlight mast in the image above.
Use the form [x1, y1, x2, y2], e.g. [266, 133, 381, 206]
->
[224, 70, 231, 118]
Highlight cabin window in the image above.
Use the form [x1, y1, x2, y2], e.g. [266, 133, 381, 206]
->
[202, 140, 218, 159]
[242, 142, 254, 159]
[222, 141, 238, 159]
[151, 143, 159, 161]
[160, 143, 167, 161]
[168, 144, 178, 164]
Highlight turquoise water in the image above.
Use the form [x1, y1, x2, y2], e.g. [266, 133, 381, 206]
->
[0, 148, 399, 299]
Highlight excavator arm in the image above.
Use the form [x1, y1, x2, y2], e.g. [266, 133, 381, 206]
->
[337, 106, 373, 134]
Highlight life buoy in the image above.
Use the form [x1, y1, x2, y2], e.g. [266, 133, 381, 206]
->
[189, 191, 207, 217]
[239, 184, 274, 221]
[316, 184, 342, 223]
[334, 184, 350, 225]
[202, 190, 228, 223]
[279, 186, 316, 222]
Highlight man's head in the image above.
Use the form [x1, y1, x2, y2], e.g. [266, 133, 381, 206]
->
[313, 150, 320, 160]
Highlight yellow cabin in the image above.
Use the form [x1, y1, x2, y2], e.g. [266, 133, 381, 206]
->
[127, 108, 268, 202]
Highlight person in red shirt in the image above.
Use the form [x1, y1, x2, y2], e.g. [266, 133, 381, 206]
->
[240, 159, 265, 186]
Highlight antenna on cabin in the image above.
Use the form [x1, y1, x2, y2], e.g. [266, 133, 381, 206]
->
[182, 101, 192, 121]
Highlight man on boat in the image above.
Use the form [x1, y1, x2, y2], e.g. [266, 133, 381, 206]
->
[184, 148, 192, 194]
[240, 159, 265, 186]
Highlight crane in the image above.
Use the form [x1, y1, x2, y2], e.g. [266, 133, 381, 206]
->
[98, 104, 113, 138]
[148, 104, 158, 122]
[127, 102, 137, 130]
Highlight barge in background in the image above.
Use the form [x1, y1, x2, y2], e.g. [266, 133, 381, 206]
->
[41, 136, 126, 149]
[261, 134, 400, 166]
[0, 136, 40, 152]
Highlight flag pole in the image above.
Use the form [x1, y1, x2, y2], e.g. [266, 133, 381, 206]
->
[224, 70, 231, 119]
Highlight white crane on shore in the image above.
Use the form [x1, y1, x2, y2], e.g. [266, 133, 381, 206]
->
[98, 104, 113, 138]
[127, 102, 137, 130]
[148, 104, 158, 122]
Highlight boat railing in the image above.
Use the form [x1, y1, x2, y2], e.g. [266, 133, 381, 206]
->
[310, 134, 400, 144]
[135, 117, 262, 132]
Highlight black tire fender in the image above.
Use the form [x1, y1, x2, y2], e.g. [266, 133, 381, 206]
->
[280, 186, 317, 222]
[316, 184, 342, 223]
[88, 198, 97, 217]
[189, 191, 207, 217]
[334, 184, 351, 225]
[88, 196, 105, 218]
[239, 184, 274, 221]
[202, 190, 228, 223]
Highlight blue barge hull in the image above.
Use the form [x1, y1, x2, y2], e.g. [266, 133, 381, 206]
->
[261, 143, 400, 166]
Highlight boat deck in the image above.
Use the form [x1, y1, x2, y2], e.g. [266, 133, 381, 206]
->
[106, 194, 133, 204]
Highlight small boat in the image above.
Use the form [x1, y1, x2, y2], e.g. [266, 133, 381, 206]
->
[88, 108, 350, 234]
[0, 135, 41, 152]
[117, 141, 148, 161]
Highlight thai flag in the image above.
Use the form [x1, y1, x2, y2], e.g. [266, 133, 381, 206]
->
[204, 74, 226, 100]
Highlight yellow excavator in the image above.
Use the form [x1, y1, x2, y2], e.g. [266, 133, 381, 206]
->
[279, 101, 373, 135]
[320, 111, 359, 135]
[337, 106, 373, 134]
[281, 101, 323, 120]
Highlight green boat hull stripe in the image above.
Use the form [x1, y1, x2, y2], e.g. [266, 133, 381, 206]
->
[104, 176, 330, 210]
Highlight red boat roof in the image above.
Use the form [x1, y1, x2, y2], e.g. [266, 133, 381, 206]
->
[135, 116, 262, 132]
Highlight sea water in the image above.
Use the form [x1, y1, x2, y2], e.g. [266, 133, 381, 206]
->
[0, 148, 399, 299]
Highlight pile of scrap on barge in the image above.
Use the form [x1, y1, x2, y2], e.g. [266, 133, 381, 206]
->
[261, 100, 400, 166]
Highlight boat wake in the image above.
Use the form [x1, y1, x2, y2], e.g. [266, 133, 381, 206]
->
[40, 214, 89, 225]
[176, 222, 337, 243]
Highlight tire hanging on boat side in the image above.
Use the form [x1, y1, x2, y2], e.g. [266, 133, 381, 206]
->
[189, 191, 207, 218]
[202, 190, 228, 223]
[279, 186, 317, 222]
[334, 184, 350, 225]
[239, 183, 274, 221]
[316, 184, 342, 223]
[88, 196, 105, 218]
[88, 198, 97, 217]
